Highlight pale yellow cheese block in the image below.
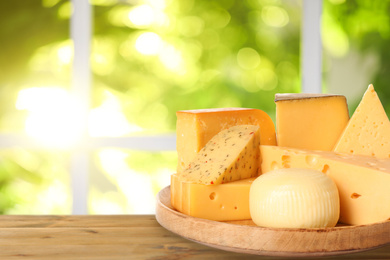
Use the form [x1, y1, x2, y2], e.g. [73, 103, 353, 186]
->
[176, 108, 276, 173]
[178, 125, 260, 185]
[171, 174, 255, 221]
[275, 93, 349, 151]
[260, 145, 390, 225]
[334, 84, 390, 159]
[250, 168, 339, 228]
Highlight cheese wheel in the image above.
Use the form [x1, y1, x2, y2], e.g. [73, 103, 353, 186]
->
[250, 168, 340, 228]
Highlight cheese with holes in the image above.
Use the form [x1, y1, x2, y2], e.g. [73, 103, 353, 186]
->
[178, 125, 261, 185]
[250, 168, 339, 228]
[171, 174, 255, 221]
[260, 145, 390, 225]
[176, 108, 276, 173]
[275, 93, 349, 151]
[334, 84, 390, 158]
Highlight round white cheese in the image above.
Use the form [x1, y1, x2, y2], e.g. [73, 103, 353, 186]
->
[250, 168, 340, 228]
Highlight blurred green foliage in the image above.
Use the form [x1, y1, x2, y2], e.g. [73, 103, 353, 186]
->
[90, 149, 176, 214]
[91, 0, 302, 132]
[0, 0, 390, 213]
[323, 0, 390, 113]
[0, 0, 70, 132]
[0, 149, 71, 214]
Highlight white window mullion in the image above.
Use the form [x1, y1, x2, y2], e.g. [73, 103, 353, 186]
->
[90, 136, 176, 151]
[70, 0, 91, 214]
[302, 0, 323, 93]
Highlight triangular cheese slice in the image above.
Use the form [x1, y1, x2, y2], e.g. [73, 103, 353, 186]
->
[178, 125, 261, 185]
[334, 84, 390, 158]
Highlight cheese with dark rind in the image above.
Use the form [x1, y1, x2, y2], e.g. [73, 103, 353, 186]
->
[176, 108, 276, 173]
[178, 125, 261, 185]
[275, 93, 349, 151]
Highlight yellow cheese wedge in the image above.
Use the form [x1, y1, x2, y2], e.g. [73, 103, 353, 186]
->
[250, 168, 339, 228]
[275, 93, 349, 151]
[178, 125, 261, 185]
[171, 173, 255, 221]
[260, 145, 390, 225]
[334, 84, 390, 159]
[176, 108, 276, 173]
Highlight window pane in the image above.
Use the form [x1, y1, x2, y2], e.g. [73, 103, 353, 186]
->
[0, 1, 72, 214]
[322, 0, 390, 113]
[91, 0, 302, 135]
[0, 148, 71, 214]
[90, 0, 301, 213]
[90, 149, 176, 214]
[0, 1, 71, 134]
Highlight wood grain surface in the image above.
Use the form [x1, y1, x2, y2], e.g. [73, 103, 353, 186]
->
[156, 186, 390, 258]
[0, 213, 387, 259]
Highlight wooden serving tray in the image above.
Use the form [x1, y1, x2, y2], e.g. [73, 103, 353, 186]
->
[155, 186, 390, 257]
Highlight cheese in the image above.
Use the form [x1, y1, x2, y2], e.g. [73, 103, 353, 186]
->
[275, 93, 349, 151]
[250, 168, 339, 228]
[171, 174, 254, 221]
[334, 84, 390, 159]
[178, 125, 261, 185]
[176, 108, 276, 173]
[260, 145, 390, 225]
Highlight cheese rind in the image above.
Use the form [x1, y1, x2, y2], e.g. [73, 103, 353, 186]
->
[171, 174, 254, 221]
[275, 94, 349, 151]
[176, 108, 276, 173]
[260, 145, 390, 225]
[178, 125, 261, 185]
[250, 168, 340, 228]
[334, 84, 390, 159]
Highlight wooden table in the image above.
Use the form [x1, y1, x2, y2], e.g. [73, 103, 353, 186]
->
[0, 215, 388, 259]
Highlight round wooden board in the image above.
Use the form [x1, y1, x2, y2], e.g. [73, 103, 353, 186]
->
[155, 186, 390, 257]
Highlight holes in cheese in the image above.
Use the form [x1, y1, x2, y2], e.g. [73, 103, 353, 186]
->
[282, 155, 291, 167]
[170, 173, 255, 221]
[249, 168, 340, 228]
[321, 164, 330, 174]
[260, 145, 390, 225]
[351, 193, 361, 199]
[178, 125, 261, 185]
[334, 84, 390, 159]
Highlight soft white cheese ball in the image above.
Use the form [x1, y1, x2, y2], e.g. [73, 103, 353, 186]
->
[250, 168, 340, 228]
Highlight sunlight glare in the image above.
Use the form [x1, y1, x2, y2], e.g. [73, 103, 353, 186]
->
[128, 5, 155, 27]
[261, 6, 289, 28]
[57, 44, 73, 65]
[98, 149, 155, 214]
[89, 91, 142, 137]
[16, 87, 83, 148]
[159, 44, 185, 73]
[90, 189, 124, 214]
[135, 32, 163, 55]
[153, 167, 171, 191]
[146, 0, 166, 10]
[37, 180, 70, 214]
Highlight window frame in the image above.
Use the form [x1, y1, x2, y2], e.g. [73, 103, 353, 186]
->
[0, 0, 322, 214]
